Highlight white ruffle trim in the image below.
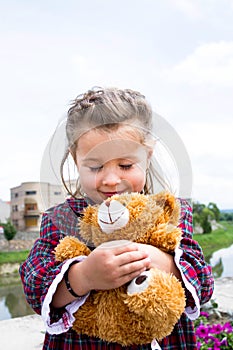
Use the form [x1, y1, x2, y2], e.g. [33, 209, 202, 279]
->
[174, 247, 200, 320]
[41, 256, 90, 334]
[151, 338, 162, 349]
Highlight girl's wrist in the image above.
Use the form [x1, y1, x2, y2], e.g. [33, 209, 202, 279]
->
[68, 261, 91, 296]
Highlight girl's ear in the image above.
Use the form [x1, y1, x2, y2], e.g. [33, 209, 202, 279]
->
[146, 147, 154, 168]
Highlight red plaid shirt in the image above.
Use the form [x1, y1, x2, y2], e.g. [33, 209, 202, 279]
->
[20, 197, 214, 349]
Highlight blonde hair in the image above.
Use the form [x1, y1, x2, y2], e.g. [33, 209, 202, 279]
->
[60, 87, 169, 197]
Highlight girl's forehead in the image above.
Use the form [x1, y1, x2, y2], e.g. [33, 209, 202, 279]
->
[76, 128, 148, 161]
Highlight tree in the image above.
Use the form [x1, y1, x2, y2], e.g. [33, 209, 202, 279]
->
[207, 202, 220, 222]
[193, 202, 206, 216]
[193, 201, 216, 234]
[200, 208, 214, 233]
[2, 220, 17, 241]
[220, 212, 233, 221]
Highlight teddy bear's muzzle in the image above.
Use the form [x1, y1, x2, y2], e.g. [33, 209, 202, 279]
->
[97, 199, 129, 234]
[127, 270, 151, 294]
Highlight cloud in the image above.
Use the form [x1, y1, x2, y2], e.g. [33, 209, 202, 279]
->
[162, 41, 233, 86]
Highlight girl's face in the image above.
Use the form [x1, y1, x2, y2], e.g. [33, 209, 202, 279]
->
[74, 127, 152, 204]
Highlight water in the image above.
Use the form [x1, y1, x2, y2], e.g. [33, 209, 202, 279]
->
[210, 244, 233, 278]
[0, 275, 34, 321]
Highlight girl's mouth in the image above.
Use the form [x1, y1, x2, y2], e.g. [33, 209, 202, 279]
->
[102, 191, 123, 197]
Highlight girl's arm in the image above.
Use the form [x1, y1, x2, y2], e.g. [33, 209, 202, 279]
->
[19, 208, 92, 334]
[19, 211, 67, 315]
[176, 199, 214, 309]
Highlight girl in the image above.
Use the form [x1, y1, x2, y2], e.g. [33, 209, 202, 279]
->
[20, 87, 214, 349]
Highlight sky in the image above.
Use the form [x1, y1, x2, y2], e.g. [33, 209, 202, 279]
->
[0, 0, 233, 209]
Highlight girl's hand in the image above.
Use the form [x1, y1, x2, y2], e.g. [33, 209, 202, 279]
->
[136, 243, 181, 280]
[73, 241, 151, 294]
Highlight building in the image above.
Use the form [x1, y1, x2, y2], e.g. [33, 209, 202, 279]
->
[10, 182, 66, 232]
[0, 199, 10, 223]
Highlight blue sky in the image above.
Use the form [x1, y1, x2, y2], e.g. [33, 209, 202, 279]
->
[0, 0, 233, 208]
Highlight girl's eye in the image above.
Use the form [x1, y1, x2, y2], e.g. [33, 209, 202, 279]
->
[120, 164, 133, 170]
[89, 166, 103, 172]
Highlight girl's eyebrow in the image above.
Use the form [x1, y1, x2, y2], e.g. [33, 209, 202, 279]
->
[82, 155, 139, 163]
[82, 157, 100, 162]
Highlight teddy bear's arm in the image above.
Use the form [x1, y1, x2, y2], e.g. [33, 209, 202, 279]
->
[147, 224, 182, 253]
[54, 236, 91, 262]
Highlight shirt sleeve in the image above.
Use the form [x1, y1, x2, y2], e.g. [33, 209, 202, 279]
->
[174, 199, 214, 320]
[19, 209, 89, 334]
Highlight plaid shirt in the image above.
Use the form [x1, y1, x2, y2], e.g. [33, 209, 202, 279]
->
[20, 197, 214, 350]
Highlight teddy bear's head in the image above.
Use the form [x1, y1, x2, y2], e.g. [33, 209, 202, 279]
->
[79, 191, 182, 253]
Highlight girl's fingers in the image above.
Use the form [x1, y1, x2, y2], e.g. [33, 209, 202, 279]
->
[118, 267, 149, 286]
[119, 256, 151, 275]
[98, 241, 139, 256]
[116, 250, 149, 267]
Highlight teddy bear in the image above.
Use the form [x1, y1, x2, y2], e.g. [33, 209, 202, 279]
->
[54, 191, 186, 346]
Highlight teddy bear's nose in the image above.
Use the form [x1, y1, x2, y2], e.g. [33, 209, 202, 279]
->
[105, 199, 111, 207]
[135, 275, 147, 285]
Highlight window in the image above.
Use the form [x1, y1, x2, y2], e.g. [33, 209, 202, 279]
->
[54, 191, 61, 195]
[25, 203, 37, 211]
[25, 191, 37, 195]
[12, 205, 18, 212]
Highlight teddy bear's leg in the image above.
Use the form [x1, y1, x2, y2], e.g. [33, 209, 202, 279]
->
[124, 267, 186, 341]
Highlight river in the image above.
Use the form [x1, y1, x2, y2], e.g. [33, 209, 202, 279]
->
[0, 274, 34, 321]
[210, 243, 233, 278]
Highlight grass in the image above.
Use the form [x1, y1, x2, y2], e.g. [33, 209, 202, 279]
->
[194, 221, 233, 262]
[0, 250, 30, 265]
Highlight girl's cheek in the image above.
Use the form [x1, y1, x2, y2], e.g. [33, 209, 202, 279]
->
[84, 172, 99, 188]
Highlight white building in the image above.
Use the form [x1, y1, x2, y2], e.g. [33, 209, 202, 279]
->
[10, 182, 66, 232]
[0, 199, 10, 223]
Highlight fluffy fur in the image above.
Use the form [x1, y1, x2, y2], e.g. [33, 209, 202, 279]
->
[54, 191, 186, 346]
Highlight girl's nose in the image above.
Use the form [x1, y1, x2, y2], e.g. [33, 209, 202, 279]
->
[102, 171, 121, 186]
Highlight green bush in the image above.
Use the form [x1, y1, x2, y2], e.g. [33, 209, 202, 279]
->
[1, 220, 17, 241]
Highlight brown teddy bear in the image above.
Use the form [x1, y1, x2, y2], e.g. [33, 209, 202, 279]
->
[54, 191, 186, 346]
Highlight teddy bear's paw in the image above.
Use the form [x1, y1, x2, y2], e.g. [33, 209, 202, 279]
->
[127, 270, 151, 294]
[54, 236, 91, 261]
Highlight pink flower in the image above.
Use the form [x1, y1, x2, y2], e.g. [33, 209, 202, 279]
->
[209, 323, 223, 334]
[200, 311, 209, 318]
[196, 324, 209, 338]
[223, 322, 233, 333]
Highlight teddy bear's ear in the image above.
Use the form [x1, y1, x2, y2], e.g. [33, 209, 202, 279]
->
[150, 191, 180, 225]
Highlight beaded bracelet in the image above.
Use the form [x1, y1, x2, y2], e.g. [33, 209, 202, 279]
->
[64, 261, 84, 298]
